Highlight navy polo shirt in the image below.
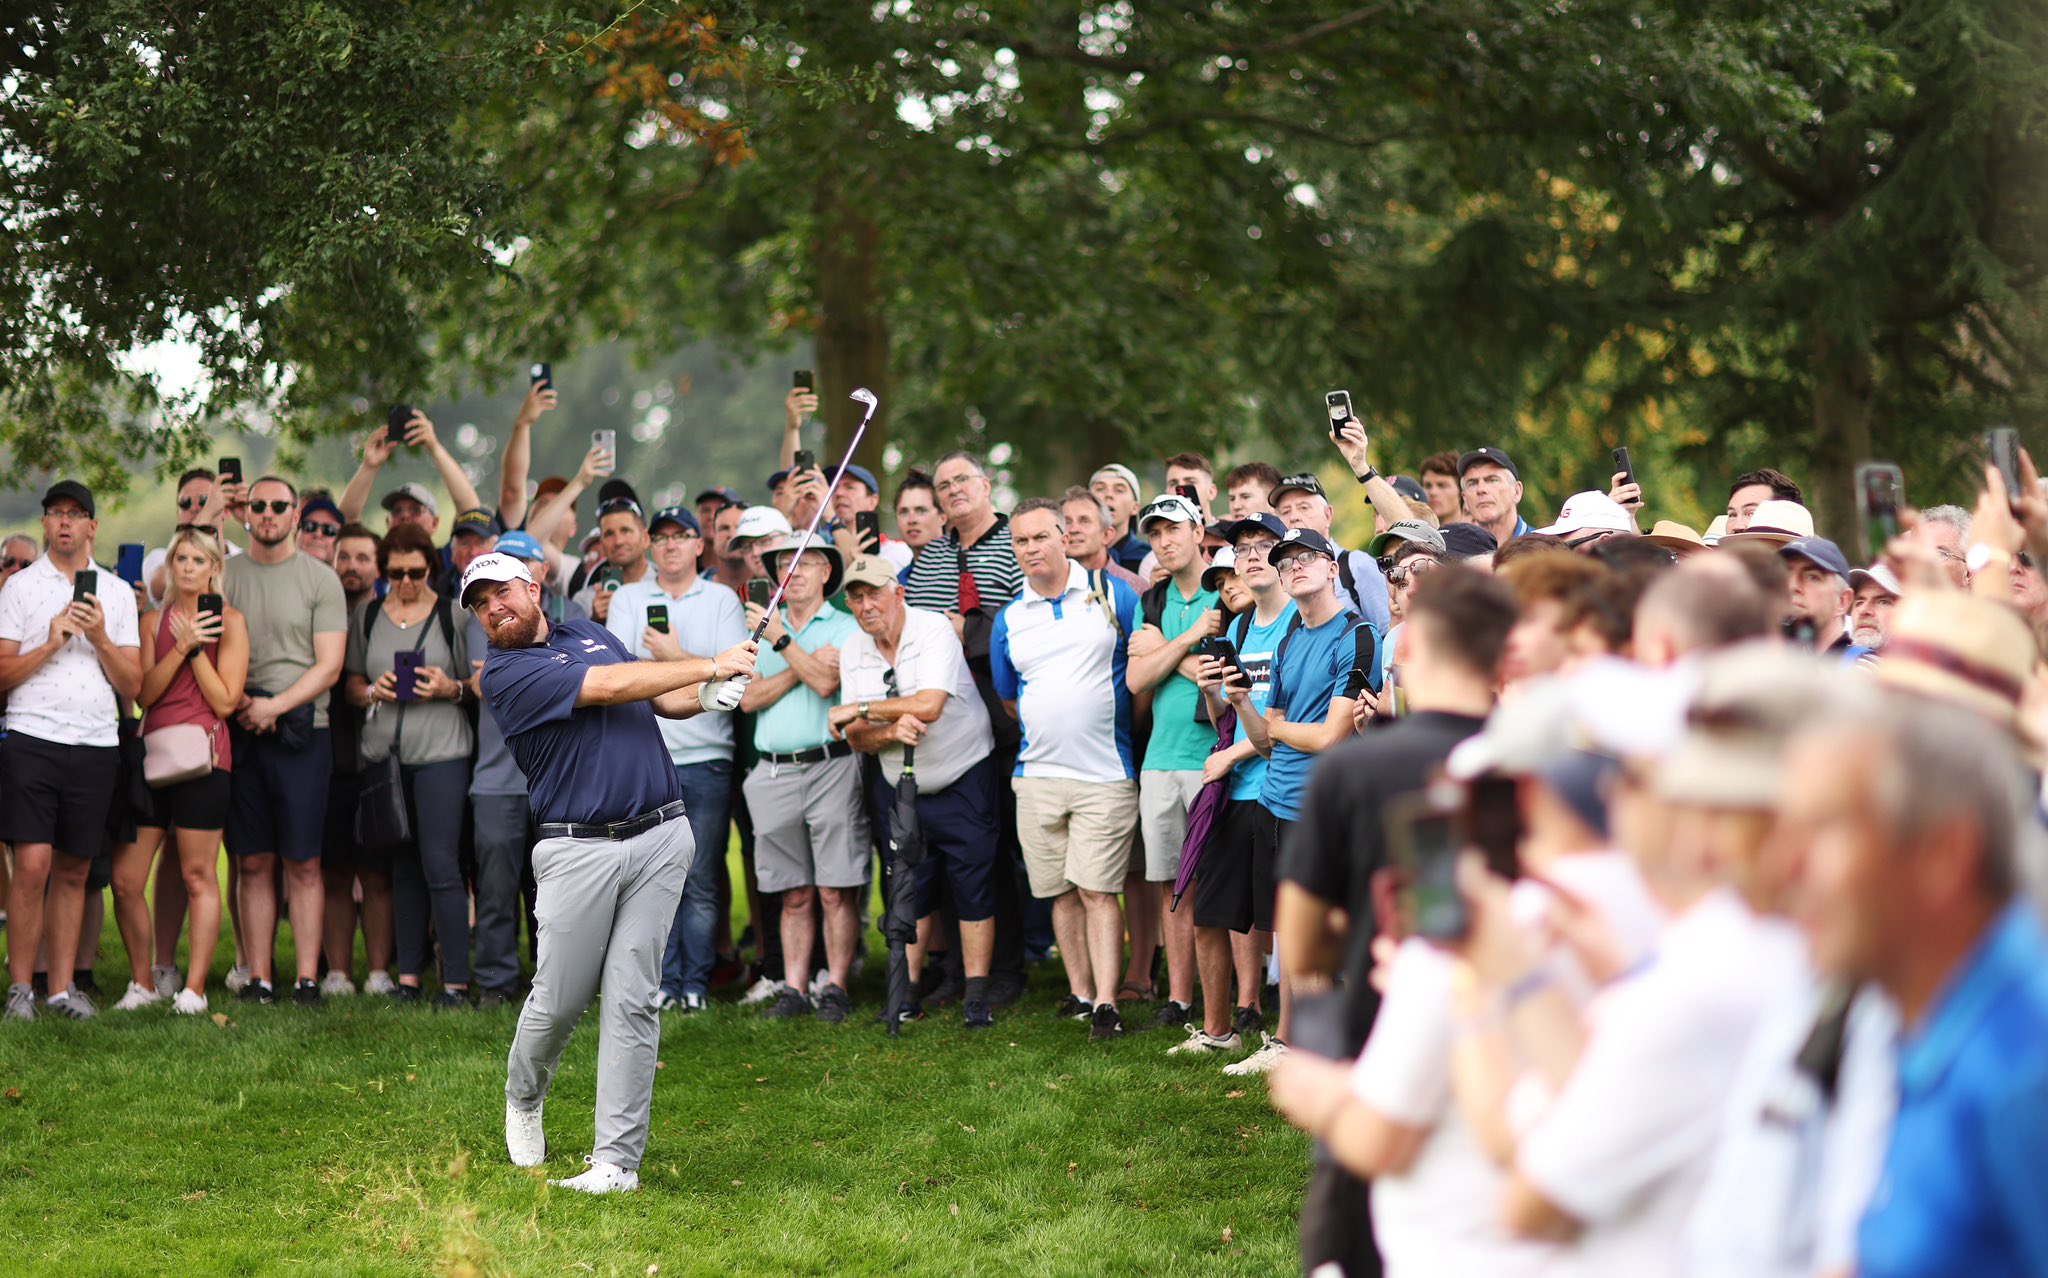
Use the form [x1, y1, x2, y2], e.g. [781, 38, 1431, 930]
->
[1857, 902, 2048, 1278]
[479, 618, 679, 827]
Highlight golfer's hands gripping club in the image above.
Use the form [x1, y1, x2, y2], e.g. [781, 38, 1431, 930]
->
[699, 638, 760, 713]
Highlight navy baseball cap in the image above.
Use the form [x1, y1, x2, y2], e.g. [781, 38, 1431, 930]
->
[1456, 447, 1519, 480]
[452, 508, 500, 540]
[693, 485, 744, 508]
[300, 494, 343, 526]
[842, 464, 880, 495]
[1440, 523, 1500, 560]
[1217, 512, 1288, 545]
[1268, 527, 1340, 564]
[649, 505, 701, 536]
[40, 479, 94, 519]
[1388, 475, 1427, 504]
[1779, 535, 1850, 579]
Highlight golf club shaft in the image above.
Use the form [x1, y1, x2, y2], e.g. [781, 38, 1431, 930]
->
[749, 391, 879, 642]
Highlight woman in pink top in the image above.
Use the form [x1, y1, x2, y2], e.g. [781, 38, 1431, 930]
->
[108, 528, 247, 1013]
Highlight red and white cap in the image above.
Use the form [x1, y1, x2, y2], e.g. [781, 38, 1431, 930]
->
[459, 551, 536, 607]
[1535, 491, 1634, 538]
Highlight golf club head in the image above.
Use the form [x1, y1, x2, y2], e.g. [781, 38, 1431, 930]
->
[850, 387, 879, 423]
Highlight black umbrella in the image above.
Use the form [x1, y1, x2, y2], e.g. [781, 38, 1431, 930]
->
[882, 744, 926, 1036]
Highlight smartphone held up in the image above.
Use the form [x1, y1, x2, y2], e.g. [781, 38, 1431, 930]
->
[1325, 390, 1353, 437]
[1853, 461, 1904, 564]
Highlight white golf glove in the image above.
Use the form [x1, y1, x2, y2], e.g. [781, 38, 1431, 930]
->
[698, 677, 747, 713]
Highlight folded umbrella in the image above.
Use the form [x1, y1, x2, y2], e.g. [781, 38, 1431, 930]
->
[882, 745, 926, 1036]
[1171, 706, 1237, 910]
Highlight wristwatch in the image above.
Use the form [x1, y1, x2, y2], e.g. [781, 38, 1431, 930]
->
[858, 701, 872, 721]
[1355, 464, 1378, 485]
[773, 633, 793, 653]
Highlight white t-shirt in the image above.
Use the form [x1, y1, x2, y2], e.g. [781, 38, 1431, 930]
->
[0, 556, 141, 747]
[840, 605, 992, 794]
[1349, 851, 1665, 1278]
[1682, 983, 1898, 1278]
[1516, 889, 1809, 1278]
[143, 538, 240, 610]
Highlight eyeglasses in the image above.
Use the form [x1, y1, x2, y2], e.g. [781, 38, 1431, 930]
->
[598, 498, 644, 518]
[650, 532, 697, 546]
[177, 495, 207, 511]
[933, 474, 984, 494]
[43, 509, 88, 523]
[386, 566, 432, 582]
[302, 521, 340, 537]
[1387, 557, 1441, 586]
[1, 557, 27, 571]
[249, 500, 295, 515]
[1234, 540, 1277, 560]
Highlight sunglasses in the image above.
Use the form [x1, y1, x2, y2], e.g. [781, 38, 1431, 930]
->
[189, 524, 219, 537]
[385, 566, 432, 582]
[301, 521, 341, 537]
[1, 557, 27, 571]
[249, 500, 295, 515]
[177, 495, 207, 511]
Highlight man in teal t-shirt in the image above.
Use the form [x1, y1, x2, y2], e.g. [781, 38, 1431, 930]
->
[1122, 495, 1222, 1027]
[738, 534, 868, 1025]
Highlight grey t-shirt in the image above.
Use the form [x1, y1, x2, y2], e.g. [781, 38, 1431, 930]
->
[345, 597, 473, 766]
[225, 551, 348, 730]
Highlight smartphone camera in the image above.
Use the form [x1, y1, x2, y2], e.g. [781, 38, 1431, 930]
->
[386, 405, 415, 447]
[1853, 461, 1904, 565]
[1325, 390, 1353, 437]
[794, 369, 815, 392]
[530, 362, 552, 387]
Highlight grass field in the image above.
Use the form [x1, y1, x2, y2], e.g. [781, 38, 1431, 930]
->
[0, 853, 1309, 1277]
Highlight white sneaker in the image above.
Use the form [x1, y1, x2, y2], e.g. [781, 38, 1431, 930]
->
[1222, 1033, 1289, 1076]
[320, 971, 357, 998]
[806, 970, 828, 999]
[151, 965, 181, 999]
[548, 1156, 637, 1194]
[171, 988, 208, 1015]
[112, 980, 163, 1011]
[224, 964, 251, 993]
[362, 970, 397, 996]
[739, 976, 779, 1006]
[506, 1103, 547, 1167]
[654, 991, 680, 1012]
[1166, 1024, 1243, 1056]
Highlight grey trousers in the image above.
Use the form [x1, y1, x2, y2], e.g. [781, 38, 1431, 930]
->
[505, 811, 695, 1170]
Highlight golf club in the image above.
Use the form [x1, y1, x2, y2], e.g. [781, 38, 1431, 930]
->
[749, 386, 880, 640]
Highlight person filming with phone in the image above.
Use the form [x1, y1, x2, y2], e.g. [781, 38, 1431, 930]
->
[0, 481, 142, 1022]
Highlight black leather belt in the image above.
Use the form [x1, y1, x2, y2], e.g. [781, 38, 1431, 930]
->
[538, 799, 688, 842]
[759, 740, 854, 766]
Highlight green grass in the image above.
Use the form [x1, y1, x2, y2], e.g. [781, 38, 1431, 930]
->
[0, 855, 1306, 1277]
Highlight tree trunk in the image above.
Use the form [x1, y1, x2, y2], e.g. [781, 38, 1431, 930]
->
[1810, 333, 1874, 546]
[813, 167, 891, 477]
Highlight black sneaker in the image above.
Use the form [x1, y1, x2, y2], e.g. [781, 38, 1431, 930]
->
[73, 971, 102, 1000]
[476, 987, 517, 1010]
[1089, 1003, 1124, 1041]
[922, 973, 965, 1007]
[292, 979, 322, 1008]
[238, 980, 276, 1006]
[1152, 999, 1193, 1030]
[432, 989, 471, 1011]
[390, 984, 423, 1005]
[1232, 1005, 1266, 1038]
[962, 999, 995, 1030]
[985, 972, 1028, 1009]
[1055, 994, 1093, 1021]
[814, 983, 851, 1024]
[875, 999, 925, 1025]
[761, 986, 812, 1020]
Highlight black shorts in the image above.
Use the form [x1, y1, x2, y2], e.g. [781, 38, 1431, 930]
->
[226, 727, 332, 862]
[0, 732, 120, 861]
[1192, 798, 1282, 934]
[143, 768, 233, 832]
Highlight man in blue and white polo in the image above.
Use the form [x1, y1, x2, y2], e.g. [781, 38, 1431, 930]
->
[989, 498, 1140, 1042]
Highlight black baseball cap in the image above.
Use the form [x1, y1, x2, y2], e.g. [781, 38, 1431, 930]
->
[451, 508, 500, 540]
[1269, 527, 1341, 564]
[693, 485, 744, 508]
[1271, 473, 1326, 502]
[1456, 448, 1519, 480]
[40, 480, 94, 519]
[1388, 475, 1427, 504]
[1216, 512, 1288, 545]
[596, 479, 640, 507]
[1440, 523, 1501, 560]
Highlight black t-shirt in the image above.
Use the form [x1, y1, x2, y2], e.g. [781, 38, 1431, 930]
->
[1281, 710, 1486, 1053]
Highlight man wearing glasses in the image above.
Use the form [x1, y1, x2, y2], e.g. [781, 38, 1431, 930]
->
[144, 468, 241, 609]
[1368, 520, 1448, 687]
[222, 476, 348, 1005]
[0, 482, 141, 1021]
[295, 494, 347, 565]
[1457, 447, 1531, 548]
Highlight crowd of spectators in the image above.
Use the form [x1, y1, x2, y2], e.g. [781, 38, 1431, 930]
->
[3, 373, 2045, 1275]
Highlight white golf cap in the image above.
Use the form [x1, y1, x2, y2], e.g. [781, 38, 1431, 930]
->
[729, 505, 793, 543]
[459, 551, 535, 607]
[1535, 491, 1634, 538]
[1847, 562, 1902, 597]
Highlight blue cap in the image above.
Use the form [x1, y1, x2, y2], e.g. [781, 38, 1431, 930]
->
[842, 464, 880, 495]
[1778, 535, 1849, 579]
[1217, 512, 1288, 545]
[495, 530, 546, 562]
[649, 505, 701, 535]
[299, 494, 343, 525]
[452, 507, 500, 540]
[692, 485, 744, 508]
[1268, 526, 1340, 563]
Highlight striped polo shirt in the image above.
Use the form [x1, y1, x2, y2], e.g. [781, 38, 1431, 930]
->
[902, 513, 1024, 615]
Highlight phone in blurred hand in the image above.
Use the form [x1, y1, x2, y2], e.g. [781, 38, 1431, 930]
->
[392, 649, 424, 702]
[854, 509, 881, 552]
[197, 592, 224, 621]
[1324, 390, 1353, 438]
[72, 570, 97, 606]
[646, 603, 670, 634]
[1854, 461, 1904, 564]
[1193, 636, 1247, 686]
[1612, 447, 1636, 500]
[793, 449, 817, 475]
[747, 577, 774, 610]
[217, 456, 243, 486]
[385, 405, 415, 448]
[794, 369, 814, 392]
[591, 429, 616, 476]
[1386, 789, 1468, 943]
[116, 544, 145, 586]
[530, 362, 551, 387]
[1986, 427, 2024, 514]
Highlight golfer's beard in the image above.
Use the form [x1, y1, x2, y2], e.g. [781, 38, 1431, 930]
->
[488, 610, 543, 649]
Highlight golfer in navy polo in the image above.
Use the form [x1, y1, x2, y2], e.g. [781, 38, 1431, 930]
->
[463, 551, 757, 1195]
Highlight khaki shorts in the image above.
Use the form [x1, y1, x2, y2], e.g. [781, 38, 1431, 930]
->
[1012, 776, 1138, 898]
[743, 754, 871, 893]
[1138, 770, 1205, 882]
